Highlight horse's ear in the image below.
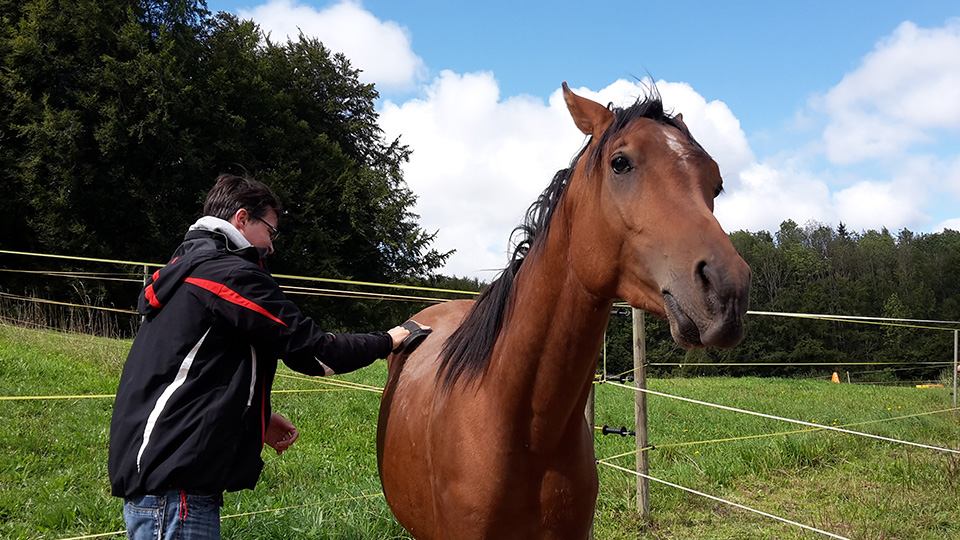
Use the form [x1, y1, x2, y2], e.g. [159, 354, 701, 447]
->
[562, 82, 614, 137]
[674, 113, 688, 130]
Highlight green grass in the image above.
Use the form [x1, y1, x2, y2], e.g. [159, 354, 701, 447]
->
[1, 323, 958, 539]
[592, 378, 960, 539]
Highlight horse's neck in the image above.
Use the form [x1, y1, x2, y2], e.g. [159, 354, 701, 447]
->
[486, 229, 612, 452]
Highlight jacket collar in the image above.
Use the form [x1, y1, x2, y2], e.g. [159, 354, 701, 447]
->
[189, 216, 250, 250]
[187, 216, 271, 261]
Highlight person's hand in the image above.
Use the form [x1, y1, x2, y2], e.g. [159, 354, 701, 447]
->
[264, 412, 299, 456]
[387, 320, 431, 350]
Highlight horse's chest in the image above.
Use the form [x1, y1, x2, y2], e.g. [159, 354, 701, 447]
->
[447, 447, 597, 538]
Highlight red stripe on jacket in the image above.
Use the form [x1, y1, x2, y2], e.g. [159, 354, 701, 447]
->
[144, 257, 179, 309]
[145, 284, 162, 308]
[184, 277, 288, 327]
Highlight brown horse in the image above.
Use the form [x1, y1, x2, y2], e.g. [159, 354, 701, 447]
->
[377, 82, 751, 539]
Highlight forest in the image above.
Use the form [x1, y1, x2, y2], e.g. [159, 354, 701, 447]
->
[603, 220, 960, 381]
[2, 1, 958, 381]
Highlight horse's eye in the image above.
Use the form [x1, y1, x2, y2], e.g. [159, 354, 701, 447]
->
[611, 155, 632, 175]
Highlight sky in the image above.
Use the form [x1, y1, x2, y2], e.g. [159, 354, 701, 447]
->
[207, 0, 960, 279]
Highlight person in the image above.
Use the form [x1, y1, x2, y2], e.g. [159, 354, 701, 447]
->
[108, 173, 430, 539]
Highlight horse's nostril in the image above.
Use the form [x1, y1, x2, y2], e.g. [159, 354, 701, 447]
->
[695, 260, 711, 290]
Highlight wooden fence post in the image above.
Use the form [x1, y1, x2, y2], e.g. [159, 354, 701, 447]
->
[632, 308, 650, 520]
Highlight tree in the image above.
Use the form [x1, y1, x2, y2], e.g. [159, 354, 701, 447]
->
[628, 224, 960, 381]
[0, 0, 449, 330]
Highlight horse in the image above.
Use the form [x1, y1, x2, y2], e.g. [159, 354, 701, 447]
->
[376, 82, 751, 539]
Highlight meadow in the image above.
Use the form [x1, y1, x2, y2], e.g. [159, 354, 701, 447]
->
[1, 323, 958, 539]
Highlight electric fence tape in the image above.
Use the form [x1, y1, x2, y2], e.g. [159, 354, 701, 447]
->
[597, 461, 852, 540]
[606, 381, 960, 455]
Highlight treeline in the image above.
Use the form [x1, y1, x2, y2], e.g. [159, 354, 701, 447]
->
[603, 220, 960, 381]
[0, 0, 451, 332]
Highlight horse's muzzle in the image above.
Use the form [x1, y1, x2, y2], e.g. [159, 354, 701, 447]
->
[662, 259, 751, 350]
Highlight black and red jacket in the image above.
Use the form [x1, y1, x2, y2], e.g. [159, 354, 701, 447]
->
[109, 217, 392, 498]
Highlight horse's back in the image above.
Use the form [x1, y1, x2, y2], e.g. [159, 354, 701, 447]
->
[377, 299, 474, 538]
[385, 299, 471, 375]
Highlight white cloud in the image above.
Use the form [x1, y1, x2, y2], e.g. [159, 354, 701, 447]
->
[715, 163, 834, 233]
[935, 218, 960, 233]
[832, 180, 929, 231]
[716, 155, 937, 235]
[818, 19, 960, 165]
[238, 0, 425, 91]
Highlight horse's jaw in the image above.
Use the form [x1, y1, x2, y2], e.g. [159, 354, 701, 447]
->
[662, 292, 707, 348]
[615, 259, 750, 350]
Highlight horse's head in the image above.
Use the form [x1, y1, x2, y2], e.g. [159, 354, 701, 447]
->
[561, 82, 750, 349]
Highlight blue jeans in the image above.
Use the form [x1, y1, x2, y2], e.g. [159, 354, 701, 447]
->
[123, 490, 221, 540]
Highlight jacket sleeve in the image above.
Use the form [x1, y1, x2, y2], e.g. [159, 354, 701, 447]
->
[301, 331, 393, 375]
[190, 261, 393, 376]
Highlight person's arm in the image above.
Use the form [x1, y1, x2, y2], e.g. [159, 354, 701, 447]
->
[206, 264, 420, 375]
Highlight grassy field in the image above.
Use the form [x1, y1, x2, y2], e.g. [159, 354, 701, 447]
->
[1, 323, 958, 539]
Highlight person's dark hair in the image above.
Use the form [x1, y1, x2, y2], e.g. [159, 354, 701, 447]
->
[203, 174, 281, 221]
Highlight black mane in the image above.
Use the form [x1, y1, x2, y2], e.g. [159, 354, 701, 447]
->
[437, 85, 702, 389]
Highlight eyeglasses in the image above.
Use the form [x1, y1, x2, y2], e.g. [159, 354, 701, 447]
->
[255, 216, 279, 240]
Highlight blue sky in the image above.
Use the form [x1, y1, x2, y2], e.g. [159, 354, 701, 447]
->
[207, 0, 960, 278]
